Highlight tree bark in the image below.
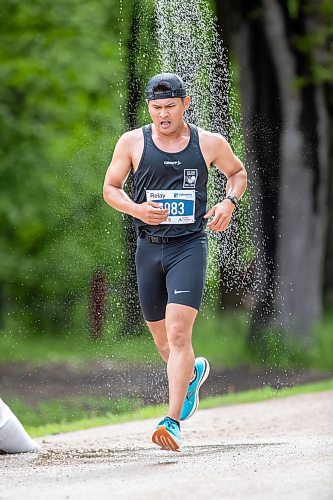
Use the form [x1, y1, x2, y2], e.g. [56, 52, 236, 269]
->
[323, 84, 333, 309]
[121, 0, 144, 336]
[262, 0, 329, 341]
[89, 271, 107, 341]
[217, 0, 281, 345]
[217, 0, 329, 345]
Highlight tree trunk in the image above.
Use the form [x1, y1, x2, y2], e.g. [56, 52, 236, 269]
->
[262, 0, 329, 342]
[323, 83, 333, 309]
[217, 0, 329, 346]
[89, 271, 107, 341]
[217, 0, 281, 346]
[121, 0, 144, 336]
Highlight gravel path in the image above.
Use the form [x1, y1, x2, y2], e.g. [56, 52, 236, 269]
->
[1, 391, 333, 500]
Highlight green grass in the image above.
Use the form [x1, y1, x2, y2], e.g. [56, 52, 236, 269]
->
[7, 396, 144, 428]
[0, 311, 249, 367]
[0, 310, 332, 370]
[312, 312, 333, 370]
[0, 326, 160, 364]
[24, 378, 333, 438]
[192, 310, 250, 366]
[195, 311, 333, 370]
[199, 377, 333, 408]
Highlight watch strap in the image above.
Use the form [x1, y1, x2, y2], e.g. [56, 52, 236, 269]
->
[225, 194, 239, 207]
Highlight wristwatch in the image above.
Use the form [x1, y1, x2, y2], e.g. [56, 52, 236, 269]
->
[225, 194, 239, 207]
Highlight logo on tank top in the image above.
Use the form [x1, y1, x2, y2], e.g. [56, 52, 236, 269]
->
[164, 160, 182, 166]
[183, 169, 198, 188]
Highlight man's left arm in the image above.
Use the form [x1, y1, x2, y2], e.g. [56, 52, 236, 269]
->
[204, 134, 247, 232]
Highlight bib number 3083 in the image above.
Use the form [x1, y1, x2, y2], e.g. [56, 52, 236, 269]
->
[146, 189, 195, 224]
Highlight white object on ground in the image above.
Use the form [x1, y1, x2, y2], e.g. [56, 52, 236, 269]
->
[0, 398, 40, 453]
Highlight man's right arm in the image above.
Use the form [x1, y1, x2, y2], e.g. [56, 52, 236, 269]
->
[103, 133, 138, 217]
[103, 133, 168, 225]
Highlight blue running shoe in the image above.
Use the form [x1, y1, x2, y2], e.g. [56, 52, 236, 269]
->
[152, 416, 181, 452]
[180, 357, 210, 421]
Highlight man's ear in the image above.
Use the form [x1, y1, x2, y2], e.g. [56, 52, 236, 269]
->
[184, 96, 191, 109]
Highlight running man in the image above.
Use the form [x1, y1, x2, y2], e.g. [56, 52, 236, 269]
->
[103, 73, 247, 451]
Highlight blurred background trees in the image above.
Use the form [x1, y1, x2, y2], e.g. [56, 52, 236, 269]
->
[0, 0, 332, 356]
[217, 0, 333, 347]
[0, 0, 130, 337]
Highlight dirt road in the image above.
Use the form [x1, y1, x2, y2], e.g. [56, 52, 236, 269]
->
[1, 391, 333, 500]
[1, 360, 331, 406]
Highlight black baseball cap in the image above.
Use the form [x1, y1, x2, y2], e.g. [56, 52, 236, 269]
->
[146, 73, 187, 100]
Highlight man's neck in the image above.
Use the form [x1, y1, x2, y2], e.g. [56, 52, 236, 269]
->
[152, 121, 189, 143]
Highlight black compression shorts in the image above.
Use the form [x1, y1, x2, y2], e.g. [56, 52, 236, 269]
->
[135, 231, 208, 322]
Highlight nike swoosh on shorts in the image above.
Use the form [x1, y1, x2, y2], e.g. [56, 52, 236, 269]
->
[173, 290, 191, 294]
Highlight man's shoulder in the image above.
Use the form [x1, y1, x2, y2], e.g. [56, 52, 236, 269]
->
[196, 126, 228, 147]
[115, 127, 144, 153]
[196, 126, 224, 140]
[120, 127, 144, 142]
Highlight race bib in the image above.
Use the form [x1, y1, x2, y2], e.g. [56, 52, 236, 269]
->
[146, 190, 195, 224]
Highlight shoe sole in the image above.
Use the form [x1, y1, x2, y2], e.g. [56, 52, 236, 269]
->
[152, 426, 180, 452]
[182, 357, 210, 421]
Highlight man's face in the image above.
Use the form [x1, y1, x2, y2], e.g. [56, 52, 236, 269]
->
[147, 96, 190, 135]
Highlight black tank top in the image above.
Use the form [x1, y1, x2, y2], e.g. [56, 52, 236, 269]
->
[133, 123, 208, 237]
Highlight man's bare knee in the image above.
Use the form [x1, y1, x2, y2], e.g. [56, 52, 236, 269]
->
[168, 324, 192, 350]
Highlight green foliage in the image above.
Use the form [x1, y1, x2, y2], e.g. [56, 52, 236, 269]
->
[1, 0, 331, 347]
[287, 0, 300, 18]
[127, 0, 159, 127]
[8, 395, 143, 428]
[311, 312, 333, 370]
[0, 0, 131, 335]
[289, 0, 333, 84]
